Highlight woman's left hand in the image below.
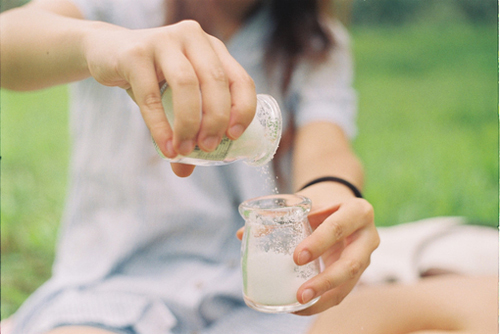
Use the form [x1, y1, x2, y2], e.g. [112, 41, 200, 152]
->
[235, 182, 379, 315]
[291, 181, 379, 315]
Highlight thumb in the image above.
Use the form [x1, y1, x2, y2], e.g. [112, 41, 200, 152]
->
[308, 204, 340, 229]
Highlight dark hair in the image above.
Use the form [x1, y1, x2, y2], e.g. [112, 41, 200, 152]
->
[166, 0, 334, 94]
[266, 0, 334, 93]
[166, 0, 336, 189]
[266, 1, 336, 189]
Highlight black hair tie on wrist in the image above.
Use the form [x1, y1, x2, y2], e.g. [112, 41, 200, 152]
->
[299, 176, 363, 198]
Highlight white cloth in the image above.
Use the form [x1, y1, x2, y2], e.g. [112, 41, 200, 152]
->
[359, 217, 499, 285]
[11, 1, 358, 334]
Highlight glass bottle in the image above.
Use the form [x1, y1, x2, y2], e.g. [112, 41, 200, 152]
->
[239, 194, 322, 313]
[153, 84, 282, 166]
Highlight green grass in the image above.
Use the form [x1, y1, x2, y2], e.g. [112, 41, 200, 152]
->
[1, 86, 70, 318]
[1, 21, 498, 319]
[352, 23, 498, 226]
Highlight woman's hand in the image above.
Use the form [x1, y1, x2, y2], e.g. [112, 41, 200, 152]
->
[1, 1, 257, 177]
[83, 20, 256, 176]
[235, 182, 378, 315]
[292, 182, 379, 315]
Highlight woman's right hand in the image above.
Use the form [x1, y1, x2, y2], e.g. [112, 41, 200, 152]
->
[83, 20, 257, 174]
[1, 0, 256, 177]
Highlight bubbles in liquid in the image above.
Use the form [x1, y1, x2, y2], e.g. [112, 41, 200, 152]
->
[240, 194, 320, 313]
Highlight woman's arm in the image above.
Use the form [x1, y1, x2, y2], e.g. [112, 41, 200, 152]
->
[292, 122, 379, 315]
[0, 0, 257, 176]
[293, 122, 364, 191]
[0, 0, 90, 91]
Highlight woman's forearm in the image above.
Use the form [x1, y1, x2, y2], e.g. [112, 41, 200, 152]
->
[292, 121, 364, 192]
[0, 3, 94, 91]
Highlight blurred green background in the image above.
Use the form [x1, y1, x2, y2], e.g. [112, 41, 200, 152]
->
[1, 0, 498, 320]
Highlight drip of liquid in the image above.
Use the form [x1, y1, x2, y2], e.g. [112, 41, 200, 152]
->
[258, 164, 280, 194]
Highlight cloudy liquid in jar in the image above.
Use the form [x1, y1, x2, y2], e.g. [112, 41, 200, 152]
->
[239, 194, 321, 313]
[245, 251, 309, 306]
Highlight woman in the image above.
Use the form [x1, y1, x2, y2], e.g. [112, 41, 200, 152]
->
[1, 0, 379, 333]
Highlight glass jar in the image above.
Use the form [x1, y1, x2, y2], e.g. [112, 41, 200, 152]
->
[238, 194, 322, 313]
[153, 84, 282, 166]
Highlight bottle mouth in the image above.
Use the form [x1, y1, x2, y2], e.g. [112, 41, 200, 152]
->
[245, 94, 283, 167]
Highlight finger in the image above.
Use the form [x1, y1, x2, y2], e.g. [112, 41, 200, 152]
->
[294, 198, 374, 266]
[126, 88, 135, 102]
[307, 203, 341, 229]
[127, 60, 176, 159]
[296, 225, 379, 310]
[170, 163, 196, 177]
[160, 52, 201, 156]
[293, 276, 358, 316]
[159, 50, 202, 156]
[208, 36, 256, 140]
[181, 23, 231, 151]
[236, 227, 244, 240]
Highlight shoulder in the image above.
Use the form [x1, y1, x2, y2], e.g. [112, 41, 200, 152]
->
[323, 18, 352, 49]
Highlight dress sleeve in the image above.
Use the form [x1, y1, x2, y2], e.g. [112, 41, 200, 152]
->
[288, 20, 358, 139]
[67, 0, 110, 22]
[67, 0, 166, 29]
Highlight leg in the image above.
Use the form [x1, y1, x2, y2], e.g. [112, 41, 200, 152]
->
[307, 275, 498, 334]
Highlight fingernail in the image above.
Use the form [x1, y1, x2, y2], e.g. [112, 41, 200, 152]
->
[228, 124, 244, 139]
[165, 139, 176, 158]
[178, 140, 195, 156]
[298, 250, 312, 265]
[302, 289, 315, 304]
[202, 135, 220, 151]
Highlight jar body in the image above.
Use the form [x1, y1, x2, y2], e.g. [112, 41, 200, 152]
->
[154, 84, 282, 166]
[238, 194, 322, 313]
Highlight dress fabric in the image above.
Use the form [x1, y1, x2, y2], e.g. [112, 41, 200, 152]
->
[10, 1, 357, 333]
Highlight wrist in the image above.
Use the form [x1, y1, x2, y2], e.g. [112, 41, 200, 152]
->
[82, 21, 129, 80]
[298, 176, 363, 198]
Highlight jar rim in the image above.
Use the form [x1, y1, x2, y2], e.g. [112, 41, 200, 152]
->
[238, 194, 311, 218]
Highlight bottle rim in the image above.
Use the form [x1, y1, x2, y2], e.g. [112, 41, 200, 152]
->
[245, 94, 283, 167]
